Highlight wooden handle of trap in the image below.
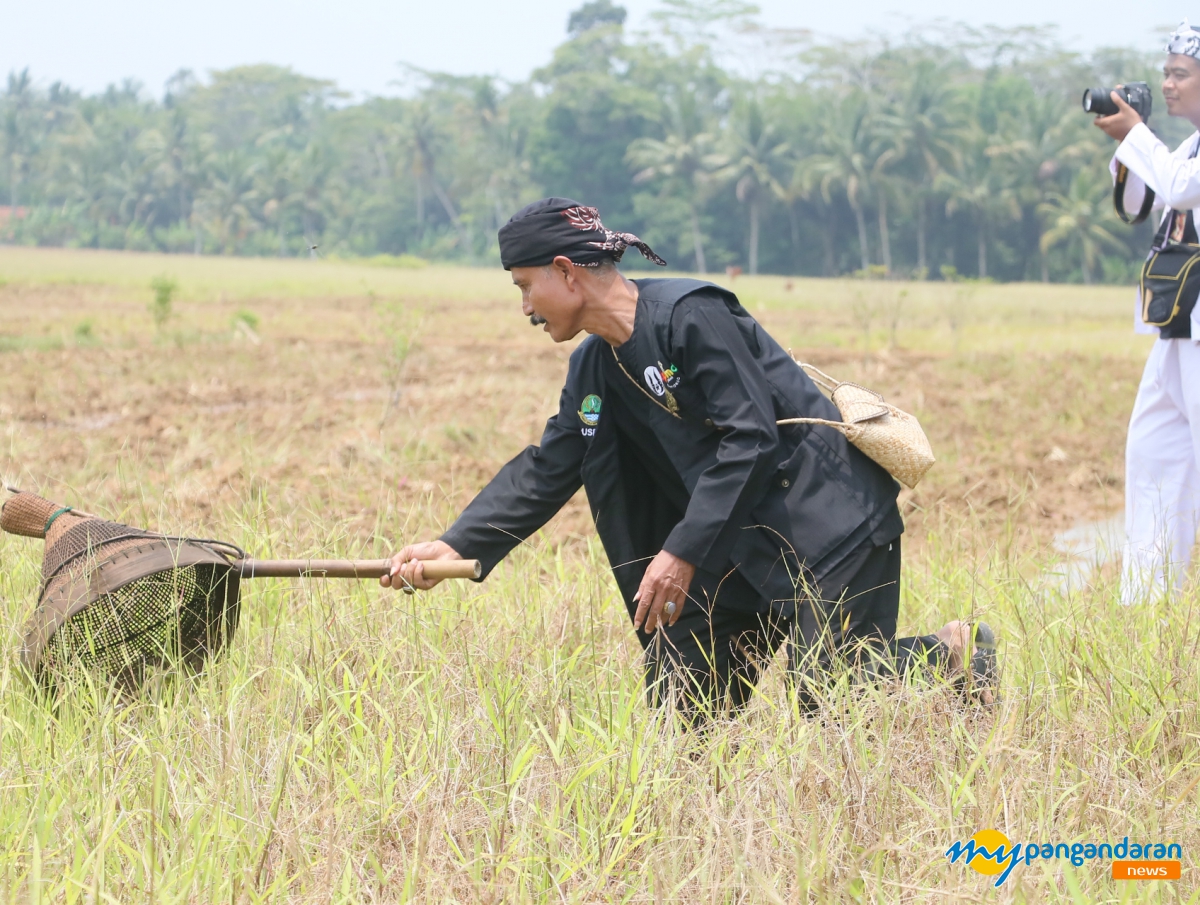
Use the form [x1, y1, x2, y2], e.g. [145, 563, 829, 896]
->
[1, 491, 95, 539]
[237, 558, 482, 580]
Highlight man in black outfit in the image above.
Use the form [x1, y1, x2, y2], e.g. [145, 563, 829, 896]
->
[384, 198, 996, 720]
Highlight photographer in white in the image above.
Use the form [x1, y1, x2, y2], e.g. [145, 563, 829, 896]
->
[1096, 21, 1200, 603]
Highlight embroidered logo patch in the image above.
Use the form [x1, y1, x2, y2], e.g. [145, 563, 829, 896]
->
[578, 394, 602, 426]
[660, 361, 680, 390]
[643, 366, 665, 396]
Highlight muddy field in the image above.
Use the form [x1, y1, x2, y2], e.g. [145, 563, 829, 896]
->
[0, 247, 1147, 559]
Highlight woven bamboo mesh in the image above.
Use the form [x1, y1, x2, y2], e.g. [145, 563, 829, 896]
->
[778, 363, 936, 489]
[2, 491, 240, 688]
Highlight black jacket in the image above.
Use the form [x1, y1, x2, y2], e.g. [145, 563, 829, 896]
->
[441, 278, 902, 616]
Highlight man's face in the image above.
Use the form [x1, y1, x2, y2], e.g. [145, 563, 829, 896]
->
[1163, 53, 1200, 120]
[510, 260, 583, 343]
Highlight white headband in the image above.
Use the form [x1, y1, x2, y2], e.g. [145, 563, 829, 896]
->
[1167, 19, 1200, 58]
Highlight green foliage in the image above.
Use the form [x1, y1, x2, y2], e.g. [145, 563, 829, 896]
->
[1039, 168, 1127, 284]
[148, 274, 177, 329]
[568, 0, 627, 35]
[0, 9, 1188, 282]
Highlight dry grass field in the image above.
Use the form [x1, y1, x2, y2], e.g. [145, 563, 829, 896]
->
[1, 247, 1197, 902]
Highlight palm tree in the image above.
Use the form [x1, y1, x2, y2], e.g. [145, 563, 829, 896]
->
[2, 69, 36, 208]
[874, 56, 966, 276]
[937, 126, 1019, 279]
[288, 142, 333, 252]
[1038, 169, 1126, 284]
[800, 94, 875, 273]
[990, 91, 1094, 281]
[776, 151, 837, 275]
[254, 141, 295, 255]
[626, 93, 715, 273]
[108, 152, 159, 233]
[402, 100, 472, 256]
[194, 149, 259, 253]
[868, 136, 904, 276]
[469, 78, 539, 238]
[710, 99, 787, 275]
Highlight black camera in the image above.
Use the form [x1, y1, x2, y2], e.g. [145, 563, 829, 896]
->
[1082, 82, 1153, 122]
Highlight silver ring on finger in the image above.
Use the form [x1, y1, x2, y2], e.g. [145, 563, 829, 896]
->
[665, 601, 677, 618]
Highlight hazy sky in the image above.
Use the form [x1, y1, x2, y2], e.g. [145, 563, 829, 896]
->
[2, 1, 1191, 99]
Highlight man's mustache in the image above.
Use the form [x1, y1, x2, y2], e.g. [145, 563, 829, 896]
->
[529, 314, 547, 326]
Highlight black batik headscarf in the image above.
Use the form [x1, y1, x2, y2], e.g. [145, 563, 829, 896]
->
[498, 197, 667, 270]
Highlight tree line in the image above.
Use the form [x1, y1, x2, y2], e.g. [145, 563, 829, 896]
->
[1, 0, 1187, 282]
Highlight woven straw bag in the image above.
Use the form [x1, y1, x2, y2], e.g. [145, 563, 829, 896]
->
[776, 362, 935, 489]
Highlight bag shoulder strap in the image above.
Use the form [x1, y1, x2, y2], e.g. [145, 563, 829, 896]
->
[794, 360, 884, 400]
[795, 361, 838, 392]
[776, 415, 852, 431]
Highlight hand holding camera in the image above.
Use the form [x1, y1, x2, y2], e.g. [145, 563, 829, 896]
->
[1087, 81, 1153, 143]
[1084, 81, 1157, 222]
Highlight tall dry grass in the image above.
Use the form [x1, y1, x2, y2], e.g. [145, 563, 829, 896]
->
[1, 249, 1196, 902]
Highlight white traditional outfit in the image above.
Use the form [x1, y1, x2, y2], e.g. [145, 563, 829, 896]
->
[1111, 22, 1200, 603]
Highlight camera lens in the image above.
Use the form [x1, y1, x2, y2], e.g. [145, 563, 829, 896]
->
[1083, 87, 1119, 116]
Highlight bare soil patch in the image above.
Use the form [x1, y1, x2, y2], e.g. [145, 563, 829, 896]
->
[1, 266, 1141, 558]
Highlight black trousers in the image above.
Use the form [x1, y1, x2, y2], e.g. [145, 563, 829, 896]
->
[638, 538, 949, 721]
